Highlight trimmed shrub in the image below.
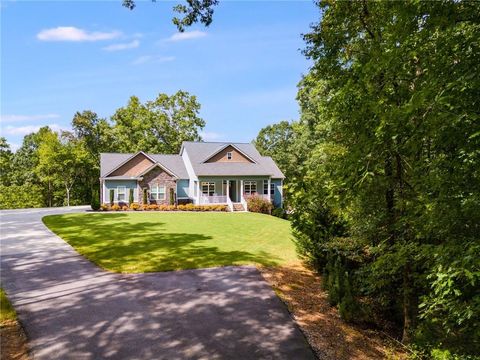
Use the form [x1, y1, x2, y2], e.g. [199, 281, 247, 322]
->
[142, 188, 148, 205]
[129, 189, 134, 205]
[130, 203, 140, 211]
[91, 189, 100, 211]
[169, 188, 175, 206]
[245, 195, 273, 214]
[100, 203, 109, 211]
[122, 205, 129, 211]
[109, 189, 114, 206]
[111, 204, 121, 211]
[272, 207, 286, 219]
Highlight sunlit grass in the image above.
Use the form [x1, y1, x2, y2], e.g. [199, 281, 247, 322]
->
[43, 212, 299, 273]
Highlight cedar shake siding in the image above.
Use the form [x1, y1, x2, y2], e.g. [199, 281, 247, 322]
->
[138, 167, 176, 205]
[205, 146, 254, 163]
[110, 153, 154, 177]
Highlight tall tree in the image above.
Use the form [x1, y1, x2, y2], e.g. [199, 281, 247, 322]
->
[292, 0, 480, 352]
[0, 138, 13, 186]
[112, 91, 205, 154]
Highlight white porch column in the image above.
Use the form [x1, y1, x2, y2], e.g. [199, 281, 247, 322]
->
[240, 180, 243, 201]
[197, 181, 201, 204]
[226, 180, 230, 200]
[267, 177, 271, 202]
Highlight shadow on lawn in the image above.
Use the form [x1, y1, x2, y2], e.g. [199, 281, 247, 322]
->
[43, 213, 282, 272]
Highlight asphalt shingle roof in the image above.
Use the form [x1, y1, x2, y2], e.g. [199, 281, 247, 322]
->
[100, 153, 189, 178]
[181, 142, 285, 178]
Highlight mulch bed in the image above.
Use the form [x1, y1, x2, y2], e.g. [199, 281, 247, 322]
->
[259, 264, 407, 360]
[0, 321, 29, 360]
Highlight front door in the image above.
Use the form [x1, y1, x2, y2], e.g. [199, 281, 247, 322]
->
[228, 180, 237, 202]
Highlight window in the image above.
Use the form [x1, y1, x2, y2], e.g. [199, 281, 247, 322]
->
[244, 181, 257, 195]
[151, 184, 166, 200]
[201, 182, 215, 196]
[227, 152, 233, 160]
[263, 180, 275, 195]
[117, 186, 126, 202]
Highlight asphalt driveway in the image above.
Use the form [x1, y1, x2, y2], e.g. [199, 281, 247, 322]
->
[0, 207, 315, 359]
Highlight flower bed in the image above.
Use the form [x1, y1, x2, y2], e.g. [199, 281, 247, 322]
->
[100, 203, 228, 212]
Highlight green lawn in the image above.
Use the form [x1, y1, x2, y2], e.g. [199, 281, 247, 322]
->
[43, 212, 299, 273]
[0, 288, 17, 325]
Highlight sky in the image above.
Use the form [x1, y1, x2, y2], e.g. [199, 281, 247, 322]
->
[1, 0, 320, 151]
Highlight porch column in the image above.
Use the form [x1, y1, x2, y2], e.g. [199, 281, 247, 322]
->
[197, 181, 201, 204]
[268, 177, 271, 202]
[226, 180, 229, 200]
[240, 180, 243, 201]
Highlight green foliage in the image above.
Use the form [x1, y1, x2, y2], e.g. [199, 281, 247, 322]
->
[0, 184, 44, 210]
[271, 207, 286, 219]
[129, 189, 134, 205]
[112, 91, 205, 154]
[91, 190, 100, 211]
[0, 138, 13, 186]
[0, 288, 17, 324]
[109, 189, 114, 206]
[169, 188, 175, 206]
[143, 188, 148, 205]
[245, 195, 273, 214]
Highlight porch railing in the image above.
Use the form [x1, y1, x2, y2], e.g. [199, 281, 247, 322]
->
[199, 195, 228, 204]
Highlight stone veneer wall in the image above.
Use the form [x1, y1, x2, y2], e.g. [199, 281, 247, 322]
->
[138, 167, 176, 205]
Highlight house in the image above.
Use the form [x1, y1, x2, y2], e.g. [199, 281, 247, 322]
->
[100, 141, 284, 211]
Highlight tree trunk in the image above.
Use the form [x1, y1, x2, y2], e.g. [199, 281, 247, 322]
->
[385, 154, 395, 244]
[402, 260, 417, 344]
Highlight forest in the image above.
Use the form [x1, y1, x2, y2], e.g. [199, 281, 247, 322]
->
[1, 1, 478, 358]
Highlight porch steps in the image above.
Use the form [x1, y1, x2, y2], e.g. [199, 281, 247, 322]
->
[232, 203, 245, 212]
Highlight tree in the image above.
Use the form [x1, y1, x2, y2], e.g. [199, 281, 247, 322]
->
[291, 0, 480, 353]
[122, 0, 218, 32]
[36, 130, 90, 207]
[112, 91, 205, 154]
[0, 138, 13, 186]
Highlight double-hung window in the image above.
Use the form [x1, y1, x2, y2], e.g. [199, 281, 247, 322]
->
[201, 182, 215, 196]
[117, 186, 126, 202]
[151, 184, 166, 201]
[244, 181, 257, 195]
[227, 152, 233, 160]
[263, 180, 275, 196]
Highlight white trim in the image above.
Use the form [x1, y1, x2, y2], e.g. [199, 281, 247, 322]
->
[227, 151, 233, 160]
[117, 186, 126, 202]
[201, 144, 257, 164]
[103, 151, 156, 178]
[201, 181, 215, 196]
[150, 184, 166, 201]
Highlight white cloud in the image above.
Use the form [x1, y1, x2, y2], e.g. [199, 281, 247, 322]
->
[167, 30, 207, 42]
[0, 113, 60, 124]
[103, 39, 140, 52]
[200, 131, 224, 141]
[37, 26, 121, 42]
[2, 124, 63, 136]
[132, 55, 175, 65]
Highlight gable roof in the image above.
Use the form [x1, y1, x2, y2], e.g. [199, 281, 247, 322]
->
[180, 142, 284, 178]
[202, 143, 257, 164]
[100, 152, 188, 178]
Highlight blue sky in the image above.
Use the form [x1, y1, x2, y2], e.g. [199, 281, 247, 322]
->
[1, 1, 319, 150]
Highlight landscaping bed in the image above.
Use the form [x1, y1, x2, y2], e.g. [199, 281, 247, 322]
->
[100, 203, 228, 212]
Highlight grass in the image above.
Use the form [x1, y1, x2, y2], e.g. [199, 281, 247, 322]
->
[1, 288, 17, 325]
[43, 212, 299, 273]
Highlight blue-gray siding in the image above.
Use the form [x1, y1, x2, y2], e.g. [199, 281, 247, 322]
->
[176, 179, 189, 198]
[104, 180, 138, 203]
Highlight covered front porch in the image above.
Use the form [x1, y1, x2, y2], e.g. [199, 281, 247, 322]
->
[194, 177, 272, 211]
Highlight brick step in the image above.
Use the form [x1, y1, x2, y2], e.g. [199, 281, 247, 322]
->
[232, 203, 245, 211]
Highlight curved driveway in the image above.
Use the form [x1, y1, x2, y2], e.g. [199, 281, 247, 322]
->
[0, 207, 315, 359]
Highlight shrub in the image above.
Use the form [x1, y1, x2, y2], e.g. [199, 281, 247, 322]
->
[111, 204, 121, 211]
[100, 203, 109, 211]
[122, 205, 129, 211]
[158, 205, 168, 211]
[338, 272, 358, 322]
[0, 184, 44, 209]
[177, 204, 186, 211]
[91, 189, 100, 211]
[130, 202, 140, 211]
[109, 189, 114, 206]
[167, 205, 176, 211]
[169, 188, 175, 206]
[245, 195, 273, 214]
[142, 188, 148, 205]
[129, 189, 134, 205]
[147, 204, 158, 211]
[272, 207, 286, 219]
[185, 204, 195, 211]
